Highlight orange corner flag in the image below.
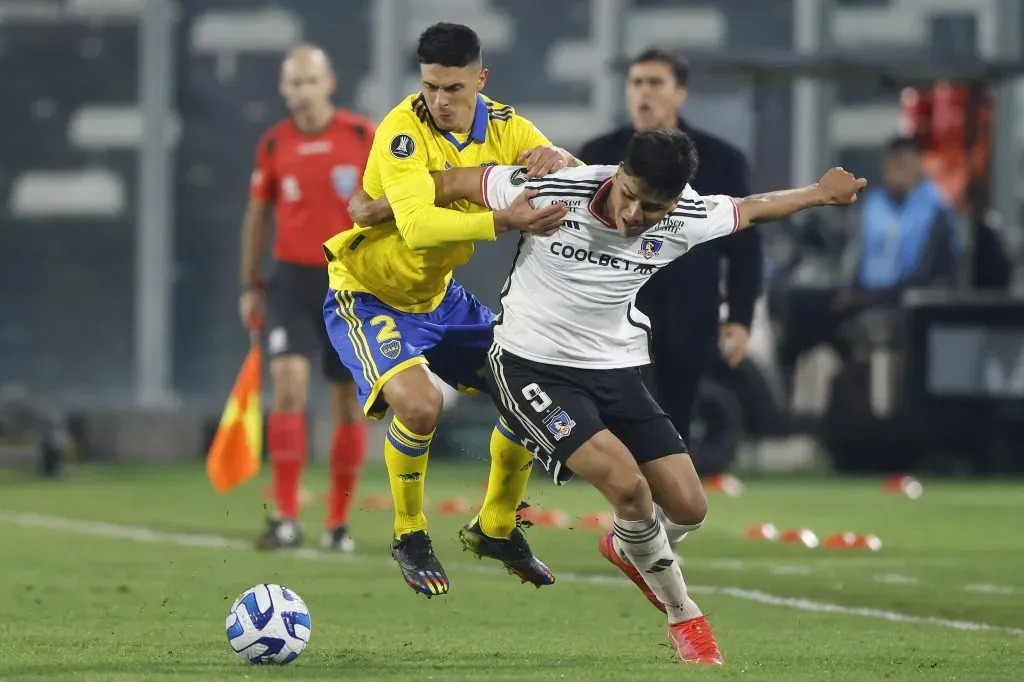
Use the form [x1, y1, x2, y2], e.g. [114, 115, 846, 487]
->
[206, 344, 263, 492]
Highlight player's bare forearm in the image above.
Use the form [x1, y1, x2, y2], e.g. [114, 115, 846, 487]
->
[240, 200, 272, 288]
[431, 168, 486, 207]
[735, 186, 824, 229]
[735, 168, 866, 229]
[347, 189, 394, 225]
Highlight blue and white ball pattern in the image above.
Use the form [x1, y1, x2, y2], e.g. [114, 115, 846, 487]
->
[225, 584, 311, 664]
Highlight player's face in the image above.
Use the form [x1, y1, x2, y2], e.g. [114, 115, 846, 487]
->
[882, 148, 922, 199]
[279, 51, 335, 115]
[420, 62, 488, 132]
[626, 61, 686, 133]
[610, 170, 681, 237]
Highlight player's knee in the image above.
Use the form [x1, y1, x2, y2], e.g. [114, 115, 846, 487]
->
[660, 499, 707, 529]
[605, 472, 653, 519]
[392, 388, 443, 436]
[656, 503, 705, 544]
[657, 472, 708, 527]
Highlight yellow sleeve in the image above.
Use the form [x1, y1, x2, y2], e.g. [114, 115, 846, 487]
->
[509, 113, 553, 154]
[374, 111, 496, 250]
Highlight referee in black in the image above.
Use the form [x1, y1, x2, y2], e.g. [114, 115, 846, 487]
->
[579, 48, 763, 468]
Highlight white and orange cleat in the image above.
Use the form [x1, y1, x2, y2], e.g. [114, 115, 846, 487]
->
[668, 615, 723, 665]
[598, 531, 666, 613]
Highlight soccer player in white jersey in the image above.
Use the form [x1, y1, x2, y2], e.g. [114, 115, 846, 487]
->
[431, 129, 863, 664]
[357, 129, 866, 663]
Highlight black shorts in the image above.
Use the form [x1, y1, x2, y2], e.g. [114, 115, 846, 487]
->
[483, 346, 687, 485]
[265, 261, 352, 383]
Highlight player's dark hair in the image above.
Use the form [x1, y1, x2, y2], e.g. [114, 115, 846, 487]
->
[622, 129, 699, 199]
[884, 135, 922, 155]
[629, 47, 689, 87]
[417, 22, 482, 67]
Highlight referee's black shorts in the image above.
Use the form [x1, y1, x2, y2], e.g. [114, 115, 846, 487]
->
[265, 261, 352, 383]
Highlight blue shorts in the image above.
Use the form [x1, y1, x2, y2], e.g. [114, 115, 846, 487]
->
[323, 281, 495, 419]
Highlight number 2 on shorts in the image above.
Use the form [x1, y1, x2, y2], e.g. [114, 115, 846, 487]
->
[370, 315, 401, 343]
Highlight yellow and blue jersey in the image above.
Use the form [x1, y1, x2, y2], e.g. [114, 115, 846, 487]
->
[323, 92, 551, 313]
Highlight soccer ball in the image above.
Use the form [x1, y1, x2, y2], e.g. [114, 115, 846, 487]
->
[225, 584, 311, 664]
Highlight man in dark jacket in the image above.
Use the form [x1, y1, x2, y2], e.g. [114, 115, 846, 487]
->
[578, 48, 763, 451]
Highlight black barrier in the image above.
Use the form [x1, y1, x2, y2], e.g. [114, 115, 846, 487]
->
[903, 291, 1024, 473]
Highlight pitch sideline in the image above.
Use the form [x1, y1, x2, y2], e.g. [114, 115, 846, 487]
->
[1, 510, 1021, 637]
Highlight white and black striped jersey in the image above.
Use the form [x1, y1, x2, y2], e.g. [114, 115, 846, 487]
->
[481, 164, 740, 368]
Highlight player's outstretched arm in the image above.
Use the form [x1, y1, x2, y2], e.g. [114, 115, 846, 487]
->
[735, 167, 866, 229]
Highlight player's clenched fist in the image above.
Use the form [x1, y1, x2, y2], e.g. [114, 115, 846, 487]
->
[815, 167, 867, 206]
[494, 188, 568, 237]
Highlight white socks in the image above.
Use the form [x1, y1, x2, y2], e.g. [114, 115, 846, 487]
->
[655, 503, 705, 545]
[612, 512, 702, 622]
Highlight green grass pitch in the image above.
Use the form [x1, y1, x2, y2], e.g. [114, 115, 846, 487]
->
[0, 460, 1021, 681]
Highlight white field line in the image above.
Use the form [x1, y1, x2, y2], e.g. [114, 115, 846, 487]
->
[771, 564, 813, 576]
[966, 583, 1018, 595]
[1, 511, 1022, 637]
[873, 573, 919, 585]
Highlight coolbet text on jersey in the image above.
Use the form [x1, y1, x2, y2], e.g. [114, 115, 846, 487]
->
[252, 111, 375, 265]
[479, 164, 741, 368]
[322, 93, 551, 312]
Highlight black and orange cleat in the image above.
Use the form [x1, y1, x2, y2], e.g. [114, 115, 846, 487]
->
[391, 530, 449, 598]
[458, 517, 555, 587]
[667, 615, 723, 665]
[598, 530, 666, 612]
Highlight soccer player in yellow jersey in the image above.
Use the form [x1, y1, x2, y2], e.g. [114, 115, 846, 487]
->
[322, 23, 579, 597]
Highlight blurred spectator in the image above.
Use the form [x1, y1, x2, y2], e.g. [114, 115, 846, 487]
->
[778, 135, 961, 391]
[843, 135, 959, 308]
[577, 48, 763, 454]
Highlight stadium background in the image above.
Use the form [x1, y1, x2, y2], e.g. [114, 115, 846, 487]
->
[1, 0, 1023, 472]
[2, 2, 1024, 679]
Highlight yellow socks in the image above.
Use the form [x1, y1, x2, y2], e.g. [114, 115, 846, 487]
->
[383, 417, 433, 537]
[477, 419, 534, 538]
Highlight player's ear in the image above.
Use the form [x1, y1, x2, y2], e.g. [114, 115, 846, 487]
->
[478, 67, 489, 92]
[326, 72, 337, 97]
